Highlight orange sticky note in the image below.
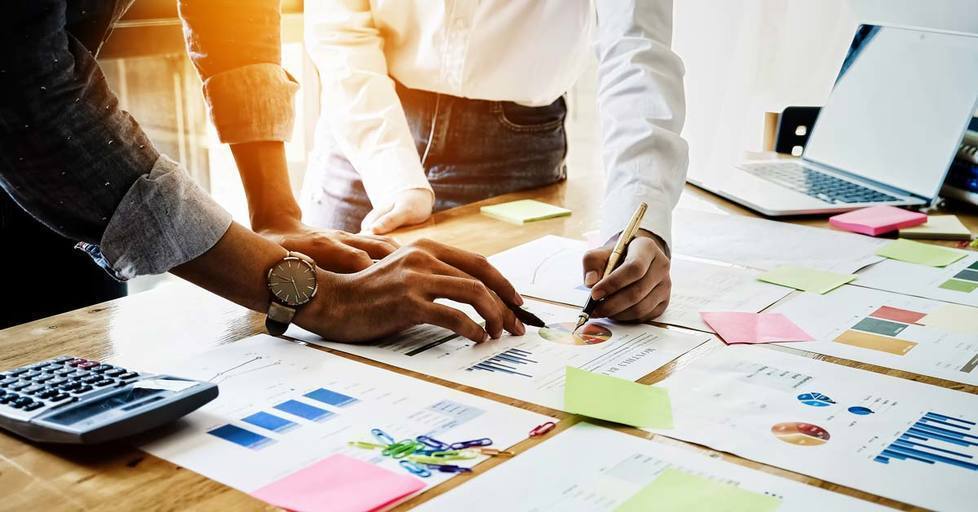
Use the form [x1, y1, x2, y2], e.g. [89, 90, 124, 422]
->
[700, 312, 813, 345]
[251, 454, 424, 512]
[829, 206, 926, 236]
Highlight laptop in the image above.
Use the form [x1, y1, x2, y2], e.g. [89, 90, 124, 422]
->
[690, 24, 978, 216]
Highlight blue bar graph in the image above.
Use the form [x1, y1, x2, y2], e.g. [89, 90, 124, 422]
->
[304, 387, 358, 407]
[466, 348, 537, 378]
[274, 399, 335, 422]
[874, 412, 978, 471]
[242, 411, 298, 433]
[207, 424, 275, 450]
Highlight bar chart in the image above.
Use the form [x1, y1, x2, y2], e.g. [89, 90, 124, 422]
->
[874, 412, 978, 471]
[467, 348, 538, 378]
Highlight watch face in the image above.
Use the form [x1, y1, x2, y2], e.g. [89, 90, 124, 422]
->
[268, 257, 318, 306]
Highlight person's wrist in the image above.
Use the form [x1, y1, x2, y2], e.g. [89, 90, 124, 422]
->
[293, 269, 345, 332]
[635, 229, 670, 258]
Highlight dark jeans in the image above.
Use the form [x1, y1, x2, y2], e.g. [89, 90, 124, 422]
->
[301, 83, 568, 232]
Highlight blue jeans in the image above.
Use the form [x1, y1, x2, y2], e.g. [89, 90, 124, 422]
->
[301, 82, 568, 232]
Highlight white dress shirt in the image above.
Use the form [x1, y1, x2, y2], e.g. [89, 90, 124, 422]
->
[305, 0, 687, 245]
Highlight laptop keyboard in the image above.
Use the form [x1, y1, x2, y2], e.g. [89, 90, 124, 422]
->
[742, 162, 900, 204]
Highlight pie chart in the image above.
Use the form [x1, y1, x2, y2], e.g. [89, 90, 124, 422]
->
[797, 392, 836, 407]
[771, 422, 831, 446]
[538, 322, 613, 346]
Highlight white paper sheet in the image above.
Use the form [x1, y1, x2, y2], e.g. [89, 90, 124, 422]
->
[488, 235, 792, 332]
[417, 422, 886, 512]
[649, 346, 978, 512]
[672, 209, 886, 273]
[770, 285, 978, 386]
[287, 299, 709, 411]
[138, 335, 551, 494]
[853, 253, 978, 307]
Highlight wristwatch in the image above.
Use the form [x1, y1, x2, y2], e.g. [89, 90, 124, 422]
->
[265, 252, 319, 336]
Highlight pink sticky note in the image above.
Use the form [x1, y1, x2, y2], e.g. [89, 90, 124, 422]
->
[251, 454, 424, 512]
[828, 206, 926, 236]
[700, 312, 813, 345]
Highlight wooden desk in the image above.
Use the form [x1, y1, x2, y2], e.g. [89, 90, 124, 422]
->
[1, 170, 976, 511]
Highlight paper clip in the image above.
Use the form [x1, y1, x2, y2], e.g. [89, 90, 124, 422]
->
[423, 463, 473, 474]
[347, 441, 386, 450]
[429, 449, 478, 460]
[399, 459, 432, 478]
[371, 428, 395, 446]
[477, 447, 514, 457]
[416, 435, 450, 450]
[529, 421, 556, 437]
[384, 440, 421, 459]
[449, 437, 493, 450]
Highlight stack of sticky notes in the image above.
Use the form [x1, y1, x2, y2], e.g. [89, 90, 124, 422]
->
[828, 205, 926, 236]
[480, 199, 571, 225]
[899, 215, 973, 241]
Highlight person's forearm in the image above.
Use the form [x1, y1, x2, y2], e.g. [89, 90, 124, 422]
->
[230, 141, 302, 231]
[172, 221, 288, 313]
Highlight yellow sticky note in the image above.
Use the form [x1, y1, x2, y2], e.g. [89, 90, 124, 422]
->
[563, 367, 672, 428]
[480, 200, 571, 225]
[615, 468, 781, 512]
[757, 265, 855, 294]
[920, 304, 978, 335]
[899, 215, 972, 241]
[876, 239, 967, 267]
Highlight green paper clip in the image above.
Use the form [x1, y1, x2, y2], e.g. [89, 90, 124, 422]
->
[384, 440, 421, 459]
[347, 441, 386, 450]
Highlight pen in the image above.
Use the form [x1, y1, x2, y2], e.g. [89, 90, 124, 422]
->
[574, 202, 648, 333]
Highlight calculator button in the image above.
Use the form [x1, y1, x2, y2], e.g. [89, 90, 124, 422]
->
[11, 397, 32, 408]
[47, 378, 67, 387]
[66, 358, 86, 367]
[37, 389, 58, 399]
[69, 370, 90, 379]
[72, 385, 94, 394]
[54, 368, 74, 376]
[0, 393, 16, 404]
[82, 376, 101, 384]
[23, 402, 44, 411]
[104, 368, 126, 377]
[53, 356, 74, 363]
[9, 381, 31, 391]
[7, 367, 30, 377]
[33, 373, 55, 383]
[94, 379, 115, 387]
[118, 372, 139, 380]
[22, 371, 42, 379]
[77, 361, 99, 370]
[22, 384, 45, 394]
[92, 364, 114, 373]
[50, 393, 70, 402]
[0, 378, 18, 387]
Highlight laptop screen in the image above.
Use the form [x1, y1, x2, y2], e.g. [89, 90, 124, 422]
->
[803, 25, 978, 199]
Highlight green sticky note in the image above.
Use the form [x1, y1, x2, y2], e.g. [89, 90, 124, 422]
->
[876, 239, 967, 267]
[940, 279, 978, 293]
[615, 468, 781, 512]
[757, 265, 855, 294]
[563, 367, 672, 428]
[480, 199, 571, 225]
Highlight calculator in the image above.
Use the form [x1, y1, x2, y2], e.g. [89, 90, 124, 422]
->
[0, 356, 217, 444]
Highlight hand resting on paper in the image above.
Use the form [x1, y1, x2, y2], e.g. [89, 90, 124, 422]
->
[294, 238, 526, 343]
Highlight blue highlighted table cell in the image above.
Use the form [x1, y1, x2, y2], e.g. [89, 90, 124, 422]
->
[207, 424, 275, 450]
[304, 387, 358, 407]
[243, 411, 298, 433]
[274, 399, 335, 422]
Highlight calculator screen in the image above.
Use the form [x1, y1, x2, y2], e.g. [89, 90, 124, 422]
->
[46, 388, 165, 425]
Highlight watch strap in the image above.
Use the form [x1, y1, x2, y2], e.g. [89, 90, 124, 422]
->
[265, 301, 296, 336]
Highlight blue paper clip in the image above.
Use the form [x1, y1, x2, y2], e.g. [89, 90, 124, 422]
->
[449, 437, 493, 450]
[371, 428, 395, 446]
[416, 435, 450, 450]
[399, 459, 432, 478]
[424, 463, 473, 474]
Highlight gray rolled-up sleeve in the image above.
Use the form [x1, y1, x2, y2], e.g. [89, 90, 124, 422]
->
[97, 156, 232, 280]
